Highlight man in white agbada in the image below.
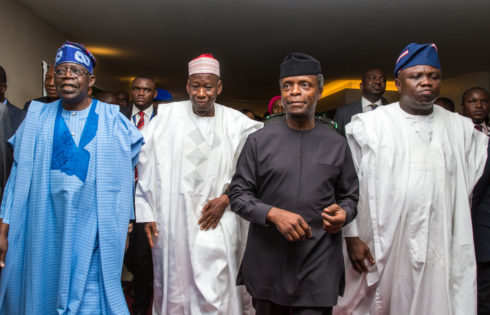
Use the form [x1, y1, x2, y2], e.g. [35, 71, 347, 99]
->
[334, 43, 489, 315]
[135, 54, 262, 315]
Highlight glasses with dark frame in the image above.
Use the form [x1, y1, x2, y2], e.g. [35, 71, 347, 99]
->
[54, 66, 89, 78]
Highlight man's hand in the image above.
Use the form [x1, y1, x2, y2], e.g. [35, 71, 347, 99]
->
[267, 207, 312, 242]
[0, 222, 9, 268]
[198, 194, 229, 231]
[321, 204, 347, 234]
[345, 236, 375, 273]
[144, 222, 158, 249]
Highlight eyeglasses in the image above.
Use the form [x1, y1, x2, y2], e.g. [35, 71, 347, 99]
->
[54, 66, 89, 77]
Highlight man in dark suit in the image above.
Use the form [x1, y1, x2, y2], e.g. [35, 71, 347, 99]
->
[0, 66, 26, 131]
[0, 65, 26, 203]
[124, 75, 157, 315]
[333, 68, 386, 136]
[462, 87, 490, 136]
[472, 140, 490, 314]
[119, 95, 132, 119]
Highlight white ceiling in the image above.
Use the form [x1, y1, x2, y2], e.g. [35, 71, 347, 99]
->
[16, 0, 490, 110]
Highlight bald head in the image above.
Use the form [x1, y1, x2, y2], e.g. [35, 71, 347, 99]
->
[98, 91, 117, 104]
[434, 97, 455, 112]
[115, 90, 129, 107]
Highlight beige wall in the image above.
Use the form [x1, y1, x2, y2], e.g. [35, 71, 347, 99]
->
[0, 0, 125, 108]
[0, 0, 66, 107]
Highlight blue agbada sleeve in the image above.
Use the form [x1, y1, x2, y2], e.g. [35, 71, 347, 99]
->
[115, 111, 144, 220]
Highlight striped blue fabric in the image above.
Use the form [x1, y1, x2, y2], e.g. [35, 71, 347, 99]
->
[61, 103, 92, 145]
[0, 100, 143, 315]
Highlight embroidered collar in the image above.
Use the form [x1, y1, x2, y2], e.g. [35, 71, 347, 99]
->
[51, 100, 99, 182]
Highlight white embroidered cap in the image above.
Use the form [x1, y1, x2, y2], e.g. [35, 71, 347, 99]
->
[188, 54, 220, 77]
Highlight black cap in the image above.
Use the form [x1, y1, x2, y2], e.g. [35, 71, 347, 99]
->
[279, 52, 322, 79]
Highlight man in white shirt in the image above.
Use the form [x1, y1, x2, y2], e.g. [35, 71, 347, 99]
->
[135, 54, 262, 315]
[333, 68, 387, 136]
[125, 74, 158, 315]
[335, 43, 488, 315]
[129, 75, 158, 128]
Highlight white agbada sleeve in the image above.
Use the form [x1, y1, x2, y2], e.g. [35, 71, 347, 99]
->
[134, 102, 261, 315]
[337, 104, 488, 315]
[134, 118, 159, 223]
[342, 120, 367, 237]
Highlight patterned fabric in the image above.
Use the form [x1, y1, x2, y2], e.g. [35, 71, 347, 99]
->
[55, 40, 96, 74]
[0, 100, 144, 315]
[475, 124, 483, 132]
[188, 54, 220, 77]
[51, 101, 98, 182]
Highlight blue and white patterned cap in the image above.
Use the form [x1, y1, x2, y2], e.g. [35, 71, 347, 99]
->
[55, 41, 96, 74]
[394, 43, 441, 78]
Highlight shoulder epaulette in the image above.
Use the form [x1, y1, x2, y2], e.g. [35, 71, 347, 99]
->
[315, 113, 338, 132]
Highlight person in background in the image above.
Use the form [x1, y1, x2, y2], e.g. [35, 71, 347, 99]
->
[154, 88, 173, 105]
[97, 90, 117, 105]
[0, 65, 25, 204]
[116, 90, 130, 107]
[241, 108, 256, 120]
[462, 87, 489, 136]
[0, 66, 25, 130]
[471, 140, 490, 314]
[24, 65, 60, 111]
[334, 68, 387, 136]
[125, 75, 158, 315]
[434, 97, 455, 112]
[268, 95, 283, 115]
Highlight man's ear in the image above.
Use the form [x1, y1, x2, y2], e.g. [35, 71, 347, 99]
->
[88, 75, 96, 88]
[317, 86, 323, 99]
[217, 80, 223, 96]
[395, 78, 402, 93]
[185, 79, 191, 95]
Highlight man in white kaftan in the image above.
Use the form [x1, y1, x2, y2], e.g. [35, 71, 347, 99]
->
[334, 43, 488, 315]
[135, 54, 262, 315]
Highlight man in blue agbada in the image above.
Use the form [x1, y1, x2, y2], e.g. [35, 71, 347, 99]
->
[0, 41, 144, 314]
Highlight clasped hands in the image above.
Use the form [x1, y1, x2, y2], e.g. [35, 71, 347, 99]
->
[266, 204, 347, 242]
[144, 194, 229, 248]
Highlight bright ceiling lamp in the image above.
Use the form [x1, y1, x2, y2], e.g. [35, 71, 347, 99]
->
[321, 79, 397, 99]
[85, 46, 125, 56]
[116, 75, 137, 83]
